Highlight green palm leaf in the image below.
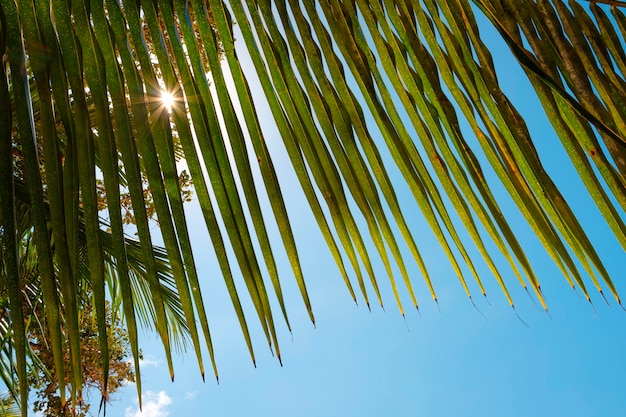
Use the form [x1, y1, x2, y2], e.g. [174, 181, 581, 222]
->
[1, 1, 624, 415]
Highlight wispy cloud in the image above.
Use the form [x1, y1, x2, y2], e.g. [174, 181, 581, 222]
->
[127, 354, 160, 369]
[125, 391, 172, 417]
[139, 355, 160, 368]
[184, 390, 198, 400]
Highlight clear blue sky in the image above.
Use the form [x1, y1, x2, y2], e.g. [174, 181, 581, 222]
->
[48, 5, 626, 417]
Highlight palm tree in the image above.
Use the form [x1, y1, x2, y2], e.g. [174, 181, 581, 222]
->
[0, 185, 190, 404]
[1, 0, 624, 415]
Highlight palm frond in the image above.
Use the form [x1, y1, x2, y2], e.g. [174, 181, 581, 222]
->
[0, 1, 624, 415]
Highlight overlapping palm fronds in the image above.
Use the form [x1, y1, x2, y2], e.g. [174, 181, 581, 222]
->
[0, 0, 624, 415]
[0, 392, 20, 417]
[0, 178, 189, 408]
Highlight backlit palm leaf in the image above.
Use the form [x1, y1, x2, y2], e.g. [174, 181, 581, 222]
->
[0, 1, 624, 415]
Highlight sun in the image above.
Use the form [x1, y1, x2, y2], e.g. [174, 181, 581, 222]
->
[160, 90, 176, 112]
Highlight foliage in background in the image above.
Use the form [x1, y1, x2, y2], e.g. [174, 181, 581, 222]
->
[1, 0, 625, 415]
[96, 171, 193, 226]
[29, 300, 134, 417]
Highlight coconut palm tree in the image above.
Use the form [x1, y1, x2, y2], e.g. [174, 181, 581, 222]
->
[1, 0, 624, 415]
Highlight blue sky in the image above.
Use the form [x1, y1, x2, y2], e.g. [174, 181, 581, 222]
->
[36, 4, 626, 417]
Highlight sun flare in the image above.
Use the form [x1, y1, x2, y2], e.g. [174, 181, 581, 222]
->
[160, 91, 175, 111]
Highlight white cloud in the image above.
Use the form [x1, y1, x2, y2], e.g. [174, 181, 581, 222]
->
[127, 354, 160, 369]
[125, 391, 172, 417]
[139, 355, 160, 368]
[184, 390, 198, 400]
